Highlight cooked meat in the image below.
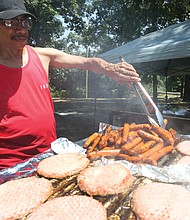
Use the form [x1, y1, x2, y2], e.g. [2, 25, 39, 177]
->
[131, 182, 190, 220]
[176, 140, 190, 156]
[77, 163, 134, 196]
[0, 176, 52, 219]
[177, 155, 190, 164]
[37, 153, 90, 179]
[27, 195, 107, 220]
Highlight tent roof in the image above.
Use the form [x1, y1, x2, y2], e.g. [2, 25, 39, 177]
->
[98, 20, 190, 76]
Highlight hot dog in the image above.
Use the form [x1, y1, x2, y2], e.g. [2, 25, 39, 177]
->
[140, 142, 163, 159]
[115, 134, 122, 147]
[87, 134, 102, 154]
[98, 125, 112, 148]
[121, 136, 143, 152]
[84, 132, 99, 148]
[87, 149, 121, 160]
[169, 128, 178, 142]
[129, 123, 151, 131]
[128, 131, 138, 137]
[116, 153, 142, 163]
[137, 130, 163, 143]
[104, 124, 112, 134]
[145, 145, 174, 166]
[108, 129, 119, 144]
[99, 132, 110, 149]
[127, 140, 156, 156]
[151, 124, 174, 146]
[125, 141, 144, 156]
[121, 123, 130, 144]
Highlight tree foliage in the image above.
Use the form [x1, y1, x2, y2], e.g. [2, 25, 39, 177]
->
[25, 0, 190, 99]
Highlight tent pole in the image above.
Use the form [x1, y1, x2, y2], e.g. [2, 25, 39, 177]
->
[165, 75, 168, 104]
[153, 75, 157, 104]
[165, 60, 171, 104]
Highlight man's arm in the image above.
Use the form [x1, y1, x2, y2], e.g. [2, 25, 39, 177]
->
[34, 47, 140, 84]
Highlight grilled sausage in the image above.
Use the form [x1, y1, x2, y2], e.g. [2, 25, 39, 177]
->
[84, 132, 99, 148]
[145, 145, 174, 166]
[169, 128, 178, 142]
[129, 123, 151, 131]
[137, 130, 163, 143]
[140, 142, 163, 159]
[121, 123, 130, 144]
[87, 134, 102, 154]
[121, 136, 143, 152]
[108, 129, 119, 144]
[151, 124, 174, 146]
[88, 149, 121, 160]
[127, 140, 156, 156]
[116, 153, 142, 163]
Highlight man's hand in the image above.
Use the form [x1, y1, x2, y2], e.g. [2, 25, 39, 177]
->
[104, 62, 140, 85]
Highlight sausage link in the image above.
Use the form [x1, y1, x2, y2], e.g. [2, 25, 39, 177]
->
[151, 124, 174, 146]
[84, 132, 99, 148]
[88, 149, 121, 160]
[129, 123, 151, 131]
[108, 130, 119, 144]
[87, 134, 102, 154]
[99, 133, 110, 149]
[115, 153, 142, 163]
[127, 140, 156, 156]
[121, 136, 142, 152]
[140, 142, 163, 159]
[169, 128, 178, 142]
[145, 145, 174, 166]
[115, 134, 122, 147]
[137, 130, 163, 143]
[121, 123, 130, 144]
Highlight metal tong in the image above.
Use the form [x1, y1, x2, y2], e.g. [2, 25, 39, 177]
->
[119, 56, 165, 129]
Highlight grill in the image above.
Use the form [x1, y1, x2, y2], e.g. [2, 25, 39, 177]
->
[19, 145, 186, 220]
[1, 121, 190, 220]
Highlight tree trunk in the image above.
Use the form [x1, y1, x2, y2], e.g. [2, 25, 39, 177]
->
[183, 75, 190, 102]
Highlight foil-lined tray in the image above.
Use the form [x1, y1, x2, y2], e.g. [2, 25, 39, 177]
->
[0, 122, 190, 186]
[1, 122, 190, 220]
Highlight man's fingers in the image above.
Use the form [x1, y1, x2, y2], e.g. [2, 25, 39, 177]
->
[110, 74, 141, 84]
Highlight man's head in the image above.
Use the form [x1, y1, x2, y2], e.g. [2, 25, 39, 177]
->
[0, 0, 36, 20]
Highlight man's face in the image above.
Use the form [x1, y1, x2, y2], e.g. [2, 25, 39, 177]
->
[0, 15, 31, 49]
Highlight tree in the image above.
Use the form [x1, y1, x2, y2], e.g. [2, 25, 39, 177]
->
[86, 0, 190, 50]
[24, 0, 65, 46]
[25, 0, 190, 100]
[183, 75, 190, 102]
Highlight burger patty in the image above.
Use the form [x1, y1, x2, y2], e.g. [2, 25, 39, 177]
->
[37, 153, 90, 179]
[176, 140, 190, 156]
[131, 182, 190, 220]
[27, 195, 107, 220]
[0, 176, 52, 219]
[177, 155, 190, 164]
[77, 163, 134, 196]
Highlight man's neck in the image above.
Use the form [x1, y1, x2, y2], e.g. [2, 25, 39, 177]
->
[0, 46, 28, 68]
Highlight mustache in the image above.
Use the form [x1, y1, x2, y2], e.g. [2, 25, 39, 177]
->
[11, 34, 28, 40]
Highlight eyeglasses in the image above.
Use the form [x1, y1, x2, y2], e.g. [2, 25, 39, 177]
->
[0, 16, 33, 30]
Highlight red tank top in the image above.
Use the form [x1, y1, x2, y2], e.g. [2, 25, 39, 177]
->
[0, 45, 57, 169]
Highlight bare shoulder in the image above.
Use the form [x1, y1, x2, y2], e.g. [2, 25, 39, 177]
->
[32, 46, 61, 57]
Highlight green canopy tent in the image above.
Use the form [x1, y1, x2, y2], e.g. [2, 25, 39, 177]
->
[98, 19, 190, 102]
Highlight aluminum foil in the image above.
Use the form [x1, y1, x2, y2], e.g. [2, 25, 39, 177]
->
[0, 122, 190, 187]
[95, 122, 190, 187]
[0, 150, 54, 184]
[0, 137, 86, 184]
[51, 137, 86, 155]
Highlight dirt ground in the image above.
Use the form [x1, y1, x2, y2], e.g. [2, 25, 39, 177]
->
[53, 98, 190, 142]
